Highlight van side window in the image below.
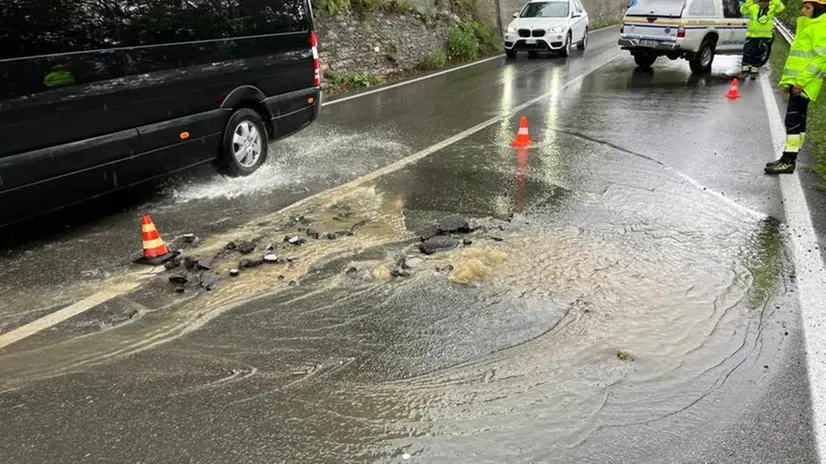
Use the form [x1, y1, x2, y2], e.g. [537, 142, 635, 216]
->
[723, 0, 743, 18]
[688, 0, 716, 16]
[114, 0, 309, 48]
[0, 0, 121, 60]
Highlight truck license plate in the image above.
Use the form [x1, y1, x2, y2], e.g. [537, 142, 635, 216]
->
[638, 40, 660, 47]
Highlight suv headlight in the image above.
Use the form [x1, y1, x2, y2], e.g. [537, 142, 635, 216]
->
[507, 27, 516, 33]
[549, 26, 564, 33]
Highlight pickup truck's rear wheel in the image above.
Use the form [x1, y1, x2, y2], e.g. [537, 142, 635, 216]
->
[689, 37, 716, 74]
[634, 52, 657, 68]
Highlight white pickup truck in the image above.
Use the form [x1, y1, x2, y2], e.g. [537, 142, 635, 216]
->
[618, 0, 751, 73]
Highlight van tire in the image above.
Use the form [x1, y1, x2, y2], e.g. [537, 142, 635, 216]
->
[689, 37, 716, 74]
[634, 52, 657, 68]
[218, 108, 269, 177]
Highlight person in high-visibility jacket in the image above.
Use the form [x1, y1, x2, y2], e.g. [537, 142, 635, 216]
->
[766, 0, 826, 174]
[740, 0, 785, 76]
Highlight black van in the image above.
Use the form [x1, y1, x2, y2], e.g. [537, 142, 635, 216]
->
[0, 0, 322, 227]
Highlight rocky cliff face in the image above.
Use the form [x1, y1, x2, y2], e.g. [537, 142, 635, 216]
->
[316, 0, 627, 90]
[316, 12, 456, 80]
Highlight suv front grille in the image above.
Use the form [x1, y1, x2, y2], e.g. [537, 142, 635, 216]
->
[532, 30, 546, 37]
[518, 29, 531, 37]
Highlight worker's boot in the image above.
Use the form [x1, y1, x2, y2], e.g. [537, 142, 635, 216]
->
[764, 153, 796, 174]
[750, 66, 760, 80]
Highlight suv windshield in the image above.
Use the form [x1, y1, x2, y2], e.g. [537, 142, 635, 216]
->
[520, 1, 569, 18]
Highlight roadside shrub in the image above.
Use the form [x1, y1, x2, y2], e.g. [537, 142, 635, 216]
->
[470, 19, 500, 53]
[315, 0, 351, 14]
[447, 24, 479, 61]
[326, 70, 384, 88]
[420, 47, 448, 69]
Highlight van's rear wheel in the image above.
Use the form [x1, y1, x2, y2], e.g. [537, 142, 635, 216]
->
[634, 52, 657, 68]
[219, 108, 269, 176]
[689, 37, 716, 73]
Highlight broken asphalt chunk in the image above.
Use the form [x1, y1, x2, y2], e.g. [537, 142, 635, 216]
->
[199, 273, 220, 291]
[237, 241, 256, 255]
[164, 256, 182, 270]
[419, 236, 460, 255]
[183, 256, 197, 271]
[263, 253, 279, 263]
[419, 226, 440, 242]
[196, 257, 213, 271]
[239, 258, 265, 269]
[229, 269, 240, 277]
[285, 236, 307, 246]
[391, 269, 411, 278]
[169, 274, 188, 285]
[437, 215, 471, 234]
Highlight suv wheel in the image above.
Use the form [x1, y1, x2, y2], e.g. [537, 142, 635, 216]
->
[577, 28, 588, 51]
[506, 48, 517, 59]
[560, 32, 572, 57]
[634, 52, 657, 68]
[218, 108, 269, 176]
[689, 37, 716, 74]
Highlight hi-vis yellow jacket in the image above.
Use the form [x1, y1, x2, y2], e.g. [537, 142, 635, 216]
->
[741, 0, 785, 38]
[781, 14, 826, 101]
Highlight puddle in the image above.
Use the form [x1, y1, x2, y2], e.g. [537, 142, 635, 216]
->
[169, 128, 411, 202]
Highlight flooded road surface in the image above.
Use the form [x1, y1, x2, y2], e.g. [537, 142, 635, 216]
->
[0, 28, 820, 463]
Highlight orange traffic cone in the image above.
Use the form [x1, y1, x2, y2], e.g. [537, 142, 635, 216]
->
[724, 78, 741, 99]
[511, 116, 533, 147]
[134, 214, 179, 265]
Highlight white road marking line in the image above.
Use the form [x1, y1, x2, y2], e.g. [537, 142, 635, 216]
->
[760, 73, 826, 462]
[282, 50, 622, 214]
[321, 25, 619, 107]
[0, 281, 141, 351]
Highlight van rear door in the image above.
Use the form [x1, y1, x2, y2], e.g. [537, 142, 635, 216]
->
[622, 0, 687, 43]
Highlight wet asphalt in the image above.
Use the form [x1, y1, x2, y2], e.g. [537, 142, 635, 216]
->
[0, 28, 821, 463]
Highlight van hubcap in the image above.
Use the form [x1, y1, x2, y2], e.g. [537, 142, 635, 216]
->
[232, 121, 262, 168]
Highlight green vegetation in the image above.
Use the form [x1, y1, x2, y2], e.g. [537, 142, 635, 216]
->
[771, 4, 826, 185]
[446, 19, 501, 62]
[420, 46, 448, 69]
[325, 70, 384, 88]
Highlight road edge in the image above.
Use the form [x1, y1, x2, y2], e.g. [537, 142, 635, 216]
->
[760, 73, 826, 463]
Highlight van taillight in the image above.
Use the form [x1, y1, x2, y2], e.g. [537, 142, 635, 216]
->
[311, 31, 320, 87]
[677, 25, 685, 38]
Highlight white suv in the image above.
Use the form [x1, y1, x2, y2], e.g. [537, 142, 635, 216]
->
[618, 0, 749, 73]
[504, 0, 590, 58]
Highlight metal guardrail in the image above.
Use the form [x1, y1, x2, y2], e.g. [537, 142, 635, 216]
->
[774, 18, 796, 43]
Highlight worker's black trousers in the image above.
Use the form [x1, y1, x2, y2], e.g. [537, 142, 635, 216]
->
[783, 92, 809, 159]
[742, 37, 771, 67]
